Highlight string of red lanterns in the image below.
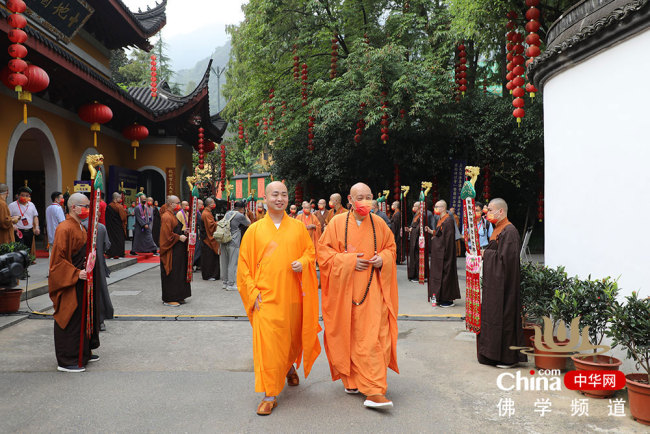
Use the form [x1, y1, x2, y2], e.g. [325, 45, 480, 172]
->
[150, 55, 157, 97]
[78, 101, 113, 148]
[483, 165, 491, 202]
[220, 144, 226, 193]
[268, 88, 275, 132]
[307, 114, 315, 151]
[393, 164, 400, 202]
[431, 175, 439, 204]
[525, 0, 541, 99]
[238, 118, 244, 140]
[295, 182, 303, 205]
[122, 123, 149, 159]
[457, 43, 467, 97]
[262, 116, 268, 135]
[505, 11, 518, 95]
[354, 102, 366, 144]
[6, 0, 28, 95]
[380, 91, 389, 144]
[330, 35, 338, 79]
[292, 45, 299, 81]
[197, 127, 205, 169]
[301, 62, 308, 106]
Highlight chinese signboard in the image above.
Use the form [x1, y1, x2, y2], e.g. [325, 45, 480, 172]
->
[26, 0, 94, 43]
[450, 159, 466, 215]
[165, 167, 175, 196]
[73, 180, 91, 193]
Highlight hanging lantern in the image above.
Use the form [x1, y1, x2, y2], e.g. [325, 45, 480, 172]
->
[380, 91, 389, 144]
[292, 44, 299, 81]
[483, 166, 490, 202]
[203, 139, 215, 153]
[238, 118, 244, 140]
[431, 175, 439, 204]
[505, 12, 518, 95]
[354, 102, 366, 144]
[458, 43, 467, 96]
[18, 64, 49, 123]
[301, 63, 308, 106]
[330, 35, 338, 79]
[150, 55, 158, 98]
[197, 127, 205, 169]
[78, 102, 113, 147]
[524, 0, 542, 100]
[220, 144, 226, 192]
[122, 123, 149, 159]
[295, 182, 303, 204]
[6, 0, 28, 95]
[307, 114, 315, 151]
[393, 164, 400, 202]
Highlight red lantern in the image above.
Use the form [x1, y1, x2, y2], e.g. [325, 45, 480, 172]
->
[8, 44, 27, 59]
[8, 29, 27, 44]
[513, 108, 525, 125]
[301, 63, 308, 106]
[525, 1, 543, 100]
[7, 0, 27, 13]
[330, 35, 339, 79]
[15, 65, 48, 123]
[78, 102, 113, 147]
[203, 140, 215, 153]
[122, 123, 149, 159]
[7, 14, 27, 29]
[150, 55, 157, 98]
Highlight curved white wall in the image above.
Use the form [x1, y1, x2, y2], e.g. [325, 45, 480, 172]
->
[543, 28, 650, 298]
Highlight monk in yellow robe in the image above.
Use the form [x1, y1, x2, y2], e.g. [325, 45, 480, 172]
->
[237, 181, 321, 416]
[298, 200, 321, 253]
[318, 182, 399, 409]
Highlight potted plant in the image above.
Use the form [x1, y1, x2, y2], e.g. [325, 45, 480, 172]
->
[520, 263, 568, 343]
[567, 277, 621, 398]
[606, 292, 650, 426]
[0, 241, 33, 314]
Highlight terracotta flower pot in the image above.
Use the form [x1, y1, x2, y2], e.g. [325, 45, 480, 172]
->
[570, 354, 622, 398]
[626, 373, 650, 426]
[522, 323, 536, 345]
[529, 335, 568, 371]
[0, 289, 23, 313]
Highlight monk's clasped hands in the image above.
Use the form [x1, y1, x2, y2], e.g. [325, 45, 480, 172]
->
[291, 260, 302, 272]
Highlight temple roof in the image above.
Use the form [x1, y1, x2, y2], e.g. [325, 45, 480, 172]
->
[529, 0, 650, 89]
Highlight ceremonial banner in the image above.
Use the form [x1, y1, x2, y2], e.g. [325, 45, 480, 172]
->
[165, 168, 176, 196]
[186, 178, 199, 282]
[450, 159, 466, 214]
[461, 167, 482, 334]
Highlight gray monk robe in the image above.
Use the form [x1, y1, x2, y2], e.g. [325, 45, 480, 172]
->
[477, 219, 527, 365]
[428, 213, 460, 303]
[133, 204, 157, 253]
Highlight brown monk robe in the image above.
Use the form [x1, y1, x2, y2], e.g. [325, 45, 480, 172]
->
[325, 193, 347, 225]
[314, 198, 328, 230]
[159, 195, 191, 306]
[427, 201, 460, 305]
[48, 193, 99, 371]
[0, 184, 16, 243]
[105, 192, 127, 258]
[318, 183, 398, 409]
[200, 198, 220, 280]
[152, 203, 167, 247]
[299, 201, 321, 253]
[477, 198, 526, 367]
[406, 202, 434, 281]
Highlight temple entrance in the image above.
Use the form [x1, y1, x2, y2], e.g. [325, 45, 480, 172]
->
[138, 168, 165, 204]
[9, 122, 62, 249]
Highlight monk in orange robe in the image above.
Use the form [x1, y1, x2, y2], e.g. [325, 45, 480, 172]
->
[48, 193, 100, 372]
[318, 182, 399, 409]
[299, 200, 321, 253]
[237, 181, 321, 416]
[325, 193, 347, 225]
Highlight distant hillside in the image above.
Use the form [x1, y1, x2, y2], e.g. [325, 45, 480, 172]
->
[174, 40, 231, 114]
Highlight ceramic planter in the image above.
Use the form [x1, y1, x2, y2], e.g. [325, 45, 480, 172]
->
[626, 373, 650, 426]
[570, 355, 622, 398]
[0, 289, 22, 313]
[530, 335, 568, 371]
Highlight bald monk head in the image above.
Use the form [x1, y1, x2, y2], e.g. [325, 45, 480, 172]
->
[434, 200, 447, 216]
[205, 197, 214, 207]
[412, 201, 420, 214]
[302, 200, 312, 214]
[112, 192, 121, 203]
[257, 201, 265, 212]
[181, 200, 189, 212]
[318, 198, 326, 211]
[329, 193, 342, 210]
[68, 192, 90, 223]
[197, 199, 204, 210]
[265, 181, 288, 220]
[166, 195, 180, 212]
[348, 182, 373, 220]
[391, 201, 400, 211]
[487, 198, 508, 224]
[371, 200, 379, 212]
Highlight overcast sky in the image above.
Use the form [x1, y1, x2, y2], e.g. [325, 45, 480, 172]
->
[123, 0, 246, 69]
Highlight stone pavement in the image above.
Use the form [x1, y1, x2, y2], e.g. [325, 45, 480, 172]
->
[0, 256, 643, 433]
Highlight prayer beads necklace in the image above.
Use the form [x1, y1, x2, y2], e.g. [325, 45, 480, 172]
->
[344, 210, 377, 306]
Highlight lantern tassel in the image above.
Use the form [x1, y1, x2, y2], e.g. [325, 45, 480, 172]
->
[133, 148, 137, 159]
[23, 104, 27, 124]
[93, 132, 97, 148]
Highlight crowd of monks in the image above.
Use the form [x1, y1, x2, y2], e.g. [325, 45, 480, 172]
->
[46, 182, 524, 415]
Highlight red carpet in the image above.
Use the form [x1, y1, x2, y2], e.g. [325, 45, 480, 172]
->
[124, 253, 160, 264]
[35, 250, 49, 258]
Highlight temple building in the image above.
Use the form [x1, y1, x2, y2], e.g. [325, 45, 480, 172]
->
[0, 0, 225, 223]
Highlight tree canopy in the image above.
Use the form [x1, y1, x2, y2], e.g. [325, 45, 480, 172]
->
[221, 0, 572, 226]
